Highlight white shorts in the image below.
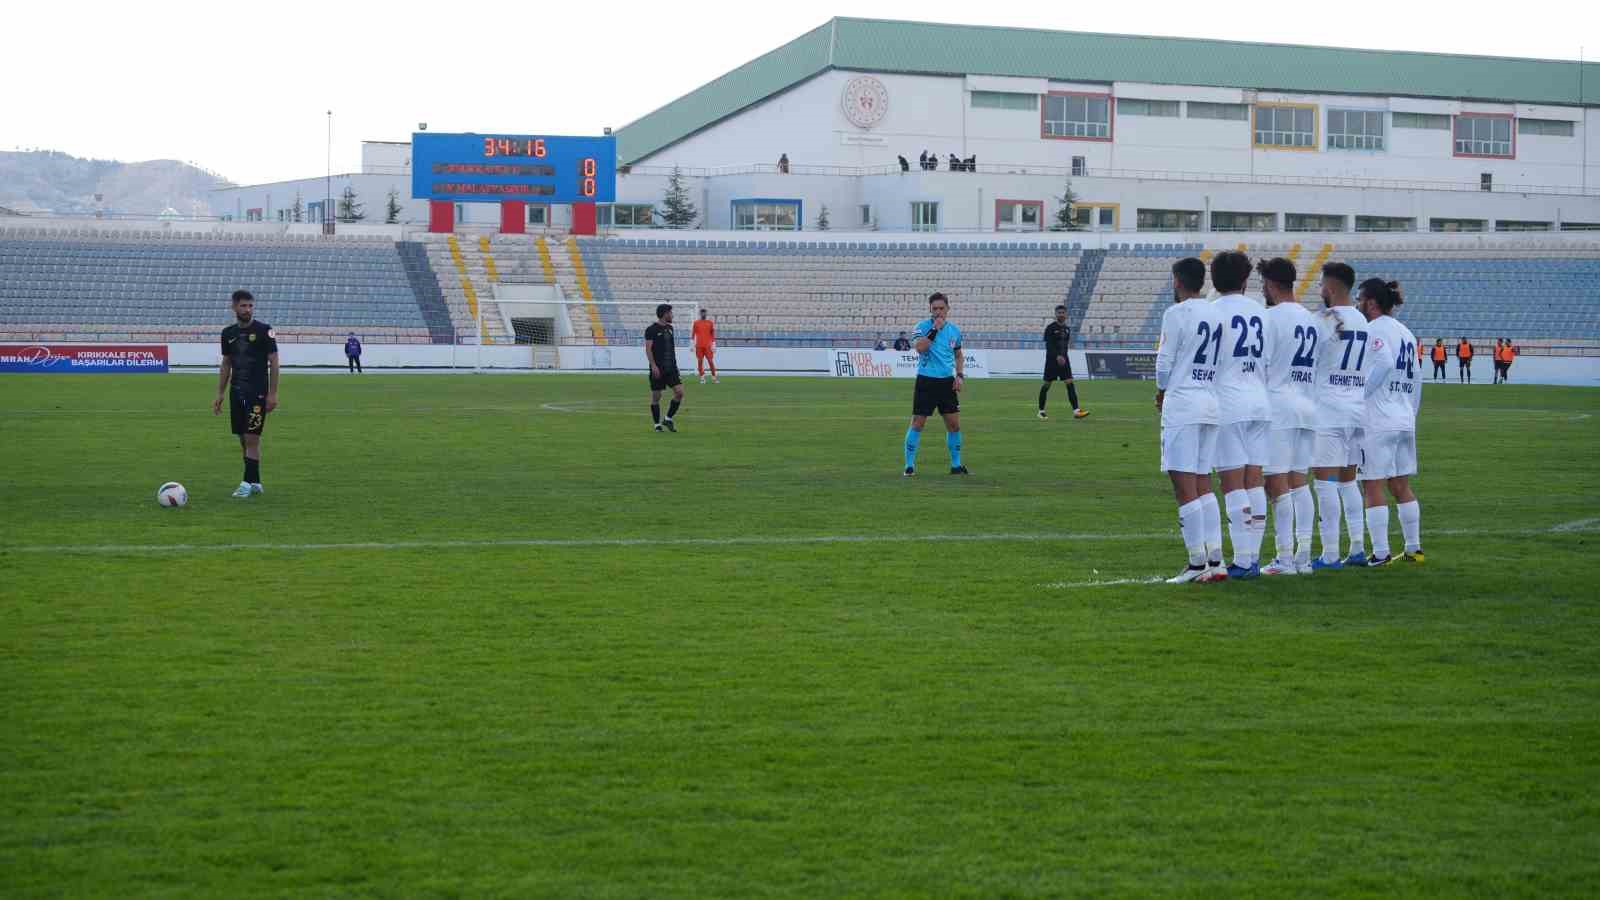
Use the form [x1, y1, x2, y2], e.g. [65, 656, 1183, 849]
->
[1312, 427, 1365, 469]
[1359, 430, 1418, 481]
[1160, 423, 1219, 474]
[1266, 427, 1315, 476]
[1213, 420, 1269, 471]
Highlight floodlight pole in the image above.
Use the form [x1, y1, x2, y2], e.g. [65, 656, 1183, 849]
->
[326, 110, 333, 233]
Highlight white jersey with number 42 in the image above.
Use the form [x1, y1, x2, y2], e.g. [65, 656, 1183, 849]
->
[1311, 305, 1370, 431]
[1263, 301, 1319, 430]
[1361, 314, 1422, 432]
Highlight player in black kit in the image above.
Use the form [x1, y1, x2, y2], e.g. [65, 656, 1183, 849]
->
[644, 303, 684, 432]
[1038, 305, 1088, 420]
[212, 289, 280, 498]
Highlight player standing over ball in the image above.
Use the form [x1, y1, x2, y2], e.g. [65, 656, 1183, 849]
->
[1310, 262, 1371, 569]
[212, 289, 278, 498]
[692, 308, 718, 384]
[1038, 305, 1089, 420]
[1156, 258, 1226, 583]
[644, 303, 684, 432]
[1355, 279, 1424, 566]
[1256, 257, 1319, 575]
[1208, 251, 1272, 579]
[903, 292, 967, 476]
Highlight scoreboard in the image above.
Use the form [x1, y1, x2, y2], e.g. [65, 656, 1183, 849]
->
[411, 133, 617, 204]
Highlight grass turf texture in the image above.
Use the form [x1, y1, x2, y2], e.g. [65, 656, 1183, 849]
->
[2, 372, 1598, 897]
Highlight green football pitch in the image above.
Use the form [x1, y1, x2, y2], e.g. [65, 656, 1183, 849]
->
[2, 372, 1597, 897]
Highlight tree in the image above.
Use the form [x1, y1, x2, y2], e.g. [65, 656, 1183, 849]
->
[290, 192, 304, 223]
[660, 166, 697, 228]
[815, 204, 830, 231]
[1052, 178, 1082, 231]
[337, 186, 365, 223]
[384, 188, 403, 224]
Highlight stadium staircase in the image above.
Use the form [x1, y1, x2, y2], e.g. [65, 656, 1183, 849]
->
[396, 241, 457, 344]
[1063, 249, 1105, 337]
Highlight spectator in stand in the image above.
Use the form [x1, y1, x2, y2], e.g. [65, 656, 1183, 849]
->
[344, 333, 363, 373]
[874, 336, 888, 351]
[1456, 336, 1474, 383]
[949, 153, 962, 171]
[965, 155, 977, 172]
[898, 155, 911, 172]
[778, 153, 789, 174]
[1430, 338, 1447, 381]
[893, 331, 912, 351]
[918, 151, 928, 170]
[925, 151, 937, 171]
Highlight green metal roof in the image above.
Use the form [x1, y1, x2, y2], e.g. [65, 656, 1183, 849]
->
[617, 17, 1598, 163]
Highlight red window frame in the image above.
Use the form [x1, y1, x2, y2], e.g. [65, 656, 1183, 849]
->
[1041, 91, 1114, 143]
[1452, 113, 1516, 160]
[994, 199, 1045, 231]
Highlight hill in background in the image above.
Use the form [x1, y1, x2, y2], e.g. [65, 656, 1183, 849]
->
[0, 150, 233, 217]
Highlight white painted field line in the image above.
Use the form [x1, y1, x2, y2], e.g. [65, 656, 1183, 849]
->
[3, 519, 1595, 556]
[1037, 576, 1167, 589]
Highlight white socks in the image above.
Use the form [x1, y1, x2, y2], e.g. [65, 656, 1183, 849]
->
[1340, 480, 1365, 555]
[1225, 489, 1253, 568]
[1272, 492, 1295, 560]
[1246, 486, 1268, 563]
[1314, 479, 1342, 562]
[1201, 492, 1223, 564]
[1178, 498, 1207, 566]
[1397, 499, 1422, 553]
[1366, 505, 1392, 560]
[1292, 485, 1315, 564]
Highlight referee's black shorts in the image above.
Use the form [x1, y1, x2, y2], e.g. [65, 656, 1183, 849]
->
[1043, 357, 1075, 382]
[912, 375, 959, 417]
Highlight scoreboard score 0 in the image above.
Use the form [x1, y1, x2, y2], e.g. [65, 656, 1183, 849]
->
[411, 132, 616, 204]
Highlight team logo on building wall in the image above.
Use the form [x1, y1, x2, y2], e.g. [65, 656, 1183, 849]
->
[841, 76, 890, 129]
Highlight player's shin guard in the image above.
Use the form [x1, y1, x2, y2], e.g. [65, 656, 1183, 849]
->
[1201, 492, 1223, 564]
[1397, 499, 1421, 553]
[1365, 505, 1392, 560]
[1224, 489, 1252, 568]
[667, 399, 681, 420]
[1179, 498, 1207, 567]
[1246, 486, 1268, 562]
[1037, 383, 1050, 411]
[1339, 480, 1365, 555]
[1066, 382, 1080, 411]
[1314, 479, 1342, 562]
[946, 430, 962, 467]
[1292, 484, 1315, 561]
[650, 403, 661, 425]
[904, 427, 921, 470]
[1272, 492, 1295, 561]
[243, 457, 259, 484]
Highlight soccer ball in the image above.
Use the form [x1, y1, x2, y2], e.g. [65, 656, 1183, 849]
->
[156, 482, 188, 508]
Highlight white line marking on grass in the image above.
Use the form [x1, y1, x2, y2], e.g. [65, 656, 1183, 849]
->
[1550, 517, 1600, 533]
[1037, 576, 1167, 589]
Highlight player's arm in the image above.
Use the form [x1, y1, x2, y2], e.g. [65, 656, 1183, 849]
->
[213, 356, 231, 414]
[644, 337, 659, 376]
[266, 352, 280, 411]
[953, 339, 965, 390]
[1153, 308, 1180, 407]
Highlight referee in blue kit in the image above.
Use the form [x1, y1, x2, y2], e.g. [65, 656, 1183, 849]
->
[903, 292, 968, 476]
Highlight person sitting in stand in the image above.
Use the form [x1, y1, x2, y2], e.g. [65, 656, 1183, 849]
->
[778, 153, 789, 174]
[893, 331, 912, 351]
[917, 151, 928, 170]
[964, 155, 977, 172]
[874, 335, 888, 351]
[898, 155, 911, 172]
[949, 153, 962, 171]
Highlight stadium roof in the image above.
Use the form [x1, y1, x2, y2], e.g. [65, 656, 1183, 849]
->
[615, 17, 1599, 163]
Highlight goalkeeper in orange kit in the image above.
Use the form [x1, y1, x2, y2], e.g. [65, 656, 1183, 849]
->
[692, 308, 719, 383]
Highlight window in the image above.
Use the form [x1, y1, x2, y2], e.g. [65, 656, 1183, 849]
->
[1212, 211, 1276, 232]
[911, 201, 939, 232]
[1137, 209, 1202, 232]
[1285, 213, 1346, 232]
[996, 200, 1044, 232]
[454, 203, 466, 223]
[1496, 220, 1552, 232]
[1327, 109, 1384, 150]
[1454, 115, 1513, 157]
[598, 204, 653, 228]
[1481, 173, 1493, 192]
[1043, 93, 1111, 139]
[971, 90, 1037, 111]
[527, 204, 550, 226]
[860, 204, 872, 226]
[245, 208, 263, 222]
[1071, 156, 1086, 177]
[1188, 101, 1248, 121]
[1519, 118, 1574, 137]
[1561, 222, 1600, 231]
[1254, 105, 1316, 148]
[732, 200, 800, 231]
[1393, 112, 1450, 130]
[1354, 216, 1415, 233]
[1118, 98, 1179, 117]
[1098, 208, 1115, 227]
[1430, 218, 1486, 233]
[1073, 207, 1093, 228]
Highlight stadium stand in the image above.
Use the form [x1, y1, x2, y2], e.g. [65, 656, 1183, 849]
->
[0, 228, 449, 344]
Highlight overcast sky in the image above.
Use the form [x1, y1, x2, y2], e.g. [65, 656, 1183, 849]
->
[7, 0, 1595, 185]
